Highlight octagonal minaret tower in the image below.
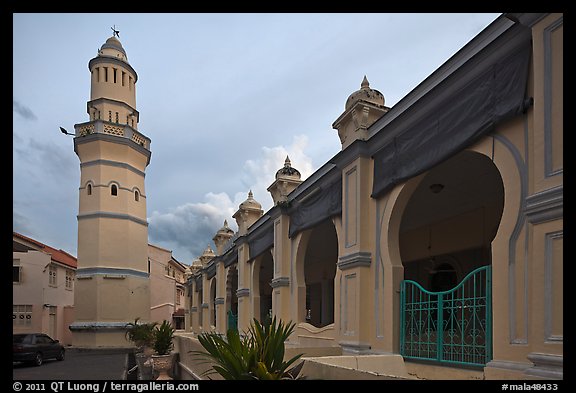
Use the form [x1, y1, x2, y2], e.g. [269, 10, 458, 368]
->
[70, 32, 152, 347]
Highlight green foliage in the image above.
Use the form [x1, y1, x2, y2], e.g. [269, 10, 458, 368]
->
[125, 318, 157, 348]
[193, 316, 303, 380]
[153, 320, 175, 355]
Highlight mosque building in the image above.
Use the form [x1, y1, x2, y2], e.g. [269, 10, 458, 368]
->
[69, 13, 562, 380]
[182, 13, 563, 380]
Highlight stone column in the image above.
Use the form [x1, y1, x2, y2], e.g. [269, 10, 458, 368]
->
[235, 243, 252, 332]
[271, 215, 292, 324]
[214, 260, 226, 334]
[337, 156, 375, 354]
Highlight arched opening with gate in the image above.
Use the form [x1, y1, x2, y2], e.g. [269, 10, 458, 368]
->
[398, 150, 504, 367]
[226, 265, 238, 331]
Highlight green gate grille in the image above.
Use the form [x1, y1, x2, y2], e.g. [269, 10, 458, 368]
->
[227, 310, 238, 332]
[400, 265, 492, 367]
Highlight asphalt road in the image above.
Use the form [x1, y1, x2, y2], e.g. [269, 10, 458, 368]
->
[13, 348, 130, 380]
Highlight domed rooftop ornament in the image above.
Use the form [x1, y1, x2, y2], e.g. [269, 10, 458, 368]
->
[333, 75, 390, 150]
[275, 156, 301, 180]
[217, 219, 234, 235]
[239, 190, 262, 211]
[345, 76, 385, 111]
[201, 245, 215, 258]
[267, 156, 303, 206]
[233, 190, 264, 235]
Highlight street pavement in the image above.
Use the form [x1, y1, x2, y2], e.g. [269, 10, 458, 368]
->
[13, 348, 131, 380]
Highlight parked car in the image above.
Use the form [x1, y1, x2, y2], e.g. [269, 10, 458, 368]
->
[13, 333, 65, 366]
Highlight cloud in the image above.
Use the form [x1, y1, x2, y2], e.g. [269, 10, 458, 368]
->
[147, 192, 237, 263]
[241, 134, 314, 211]
[148, 135, 314, 262]
[13, 99, 37, 121]
[13, 210, 34, 237]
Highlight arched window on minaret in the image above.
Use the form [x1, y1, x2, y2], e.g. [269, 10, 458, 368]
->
[87, 184, 92, 195]
[134, 190, 139, 202]
[111, 184, 118, 196]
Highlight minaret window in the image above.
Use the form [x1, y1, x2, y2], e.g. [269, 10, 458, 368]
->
[109, 111, 112, 122]
[104, 67, 108, 82]
[129, 76, 132, 91]
[111, 184, 118, 196]
[122, 71, 126, 86]
[98, 110, 101, 119]
[115, 112, 119, 123]
[134, 190, 139, 202]
[113, 68, 117, 83]
[131, 119, 134, 127]
[87, 184, 92, 195]
[95, 67, 100, 83]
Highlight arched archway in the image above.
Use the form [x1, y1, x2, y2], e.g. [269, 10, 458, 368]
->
[226, 265, 238, 330]
[196, 287, 203, 330]
[399, 150, 504, 284]
[209, 278, 217, 328]
[252, 251, 273, 323]
[295, 219, 338, 328]
[398, 150, 505, 366]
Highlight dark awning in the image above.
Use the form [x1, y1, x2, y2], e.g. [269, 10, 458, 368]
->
[222, 248, 238, 268]
[289, 177, 342, 237]
[372, 29, 532, 199]
[247, 221, 274, 261]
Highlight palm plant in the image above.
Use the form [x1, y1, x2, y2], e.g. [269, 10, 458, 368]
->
[153, 320, 175, 356]
[193, 316, 303, 380]
[125, 318, 157, 350]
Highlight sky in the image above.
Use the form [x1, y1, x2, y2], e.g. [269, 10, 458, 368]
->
[13, 13, 502, 265]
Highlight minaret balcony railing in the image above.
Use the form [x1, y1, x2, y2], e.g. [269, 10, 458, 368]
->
[74, 120, 150, 150]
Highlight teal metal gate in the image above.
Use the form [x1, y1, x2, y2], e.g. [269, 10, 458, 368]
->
[227, 310, 238, 332]
[400, 265, 492, 367]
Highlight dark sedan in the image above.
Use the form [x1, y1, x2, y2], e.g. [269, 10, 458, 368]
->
[13, 333, 65, 366]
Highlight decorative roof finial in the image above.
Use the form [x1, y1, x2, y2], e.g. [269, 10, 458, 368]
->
[361, 75, 369, 89]
[111, 25, 120, 38]
[284, 156, 291, 167]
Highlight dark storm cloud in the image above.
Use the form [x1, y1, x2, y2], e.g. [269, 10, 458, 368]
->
[147, 193, 237, 262]
[13, 99, 37, 121]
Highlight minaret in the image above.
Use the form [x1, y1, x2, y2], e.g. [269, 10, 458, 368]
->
[70, 32, 152, 347]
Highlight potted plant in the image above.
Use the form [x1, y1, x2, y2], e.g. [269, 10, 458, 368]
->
[151, 320, 176, 380]
[125, 318, 158, 380]
[125, 318, 157, 356]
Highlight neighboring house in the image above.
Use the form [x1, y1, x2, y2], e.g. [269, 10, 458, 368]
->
[13, 232, 77, 346]
[148, 244, 190, 330]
